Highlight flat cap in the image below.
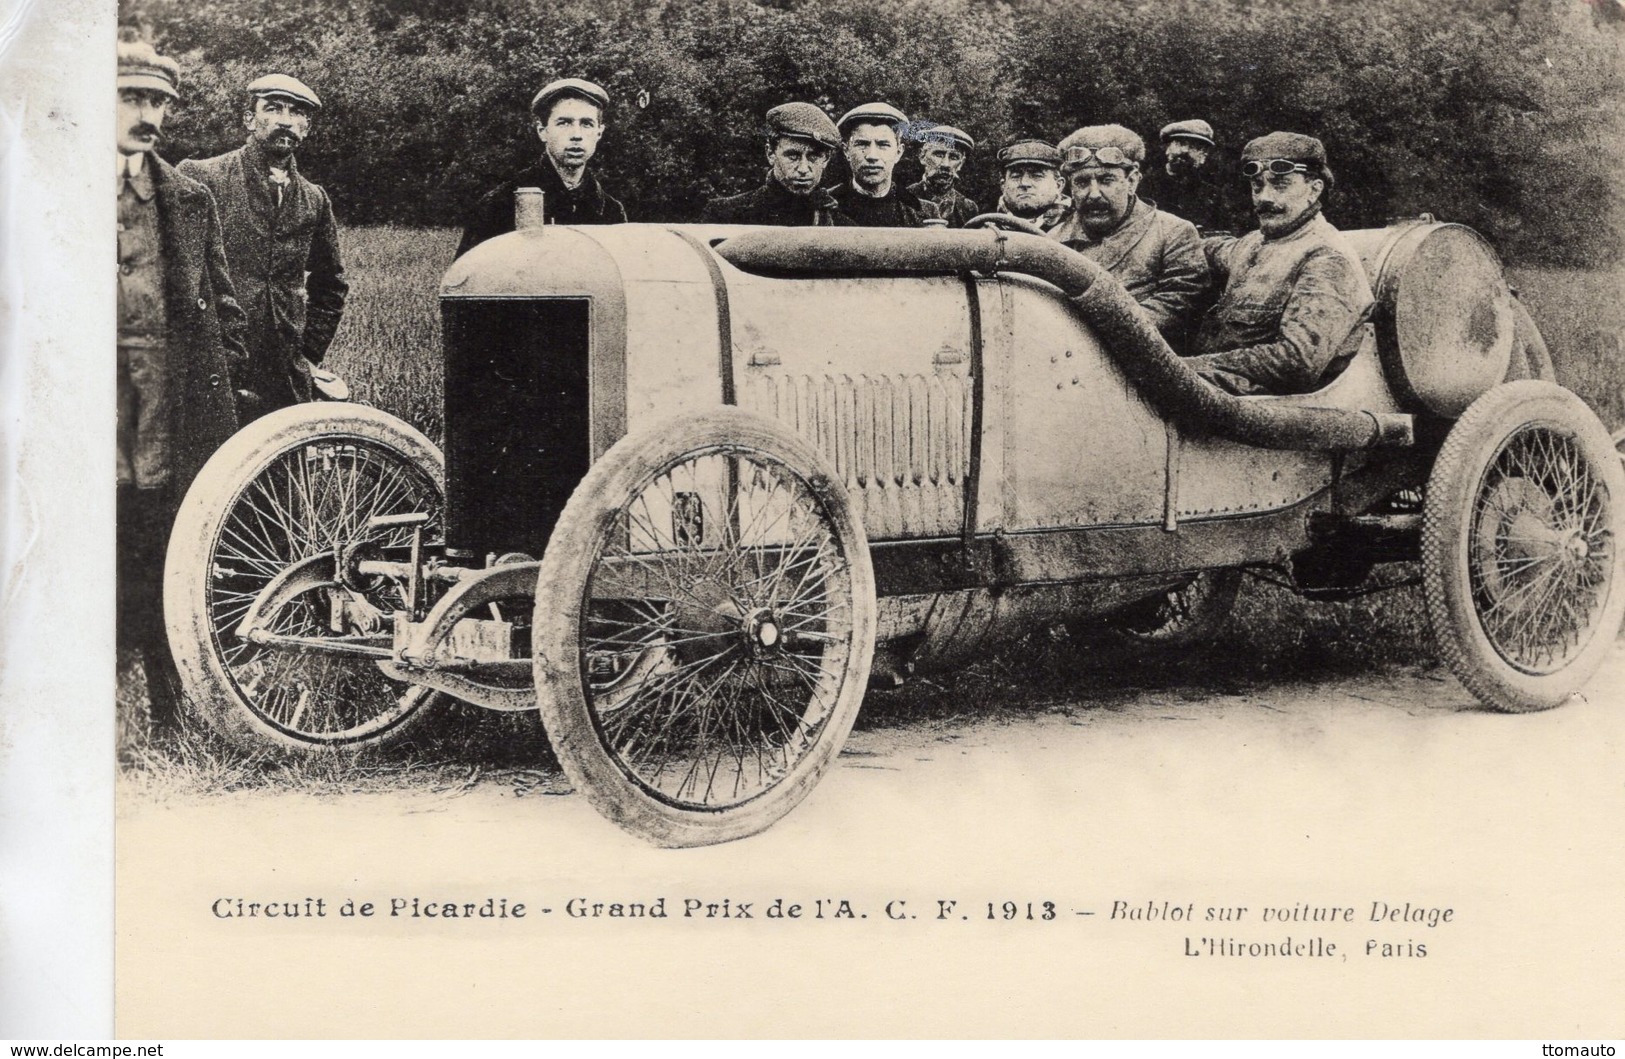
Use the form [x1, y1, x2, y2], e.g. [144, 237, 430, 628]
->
[117, 40, 180, 100]
[247, 74, 322, 110]
[1058, 124, 1146, 169]
[837, 101, 908, 136]
[765, 102, 841, 151]
[1160, 119, 1215, 146]
[996, 139, 1061, 170]
[531, 77, 610, 117]
[920, 125, 974, 152]
[1241, 130, 1327, 167]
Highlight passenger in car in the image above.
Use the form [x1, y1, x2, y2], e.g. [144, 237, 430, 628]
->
[702, 102, 854, 226]
[1187, 132, 1374, 396]
[1048, 124, 1209, 346]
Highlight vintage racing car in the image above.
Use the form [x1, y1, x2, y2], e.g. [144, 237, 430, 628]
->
[163, 206, 1625, 846]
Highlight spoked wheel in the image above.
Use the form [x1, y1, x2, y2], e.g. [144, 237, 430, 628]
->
[165, 404, 445, 752]
[533, 408, 877, 847]
[1422, 381, 1625, 712]
[1103, 569, 1242, 652]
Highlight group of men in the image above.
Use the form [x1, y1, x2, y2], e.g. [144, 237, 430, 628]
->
[116, 42, 1374, 726]
[116, 40, 347, 726]
[456, 78, 1373, 401]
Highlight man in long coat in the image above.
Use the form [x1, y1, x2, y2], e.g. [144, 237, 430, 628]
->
[117, 41, 248, 727]
[1049, 125, 1209, 346]
[180, 74, 347, 418]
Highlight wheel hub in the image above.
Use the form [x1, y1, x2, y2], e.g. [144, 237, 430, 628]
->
[745, 608, 783, 655]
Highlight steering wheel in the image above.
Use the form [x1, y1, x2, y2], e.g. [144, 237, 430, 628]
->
[965, 212, 1049, 237]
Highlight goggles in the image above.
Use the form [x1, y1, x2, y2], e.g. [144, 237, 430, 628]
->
[1062, 145, 1137, 170]
[1242, 158, 1313, 178]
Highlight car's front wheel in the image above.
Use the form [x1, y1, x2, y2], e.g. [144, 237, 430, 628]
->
[1422, 381, 1625, 711]
[532, 408, 877, 847]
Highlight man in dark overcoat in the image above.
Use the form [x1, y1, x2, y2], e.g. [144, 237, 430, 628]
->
[702, 103, 853, 226]
[180, 74, 347, 418]
[116, 41, 249, 727]
[456, 78, 629, 257]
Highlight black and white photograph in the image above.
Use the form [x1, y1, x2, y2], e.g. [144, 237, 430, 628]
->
[4, 0, 1625, 1041]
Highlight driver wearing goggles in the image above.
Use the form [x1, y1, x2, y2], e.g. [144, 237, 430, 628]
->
[1048, 124, 1209, 345]
[1187, 131, 1375, 396]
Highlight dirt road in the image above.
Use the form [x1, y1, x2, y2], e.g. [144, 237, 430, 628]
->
[116, 643, 1625, 1038]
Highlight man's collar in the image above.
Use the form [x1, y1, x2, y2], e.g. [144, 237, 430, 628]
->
[119, 151, 156, 200]
[848, 178, 893, 200]
[1261, 202, 1323, 241]
[767, 176, 837, 209]
[999, 194, 1067, 221]
[244, 137, 298, 175]
[547, 155, 588, 191]
[529, 159, 605, 208]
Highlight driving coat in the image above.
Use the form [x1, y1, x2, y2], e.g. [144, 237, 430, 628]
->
[1050, 199, 1209, 344]
[132, 153, 249, 494]
[702, 178, 855, 226]
[1187, 211, 1374, 396]
[179, 140, 348, 413]
[456, 160, 628, 258]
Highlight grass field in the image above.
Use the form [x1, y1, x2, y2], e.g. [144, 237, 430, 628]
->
[116, 225, 1625, 795]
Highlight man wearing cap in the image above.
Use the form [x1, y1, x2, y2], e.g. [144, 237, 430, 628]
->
[829, 103, 940, 228]
[1049, 125, 1208, 344]
[1140, 119, 1245, 236]
[907, 126, 979, 228]
[703, 103, 853, 226]
[116, 40, 249, 728]
[180, 73, 348, 419]
[992, 139, 1070, 233]
[1188, 132, 1374, 396]
[456, 78, 628, 257]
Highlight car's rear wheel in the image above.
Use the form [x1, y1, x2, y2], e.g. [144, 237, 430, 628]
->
[1422, 381, 1625, 712]
[533, 408, 877, 847]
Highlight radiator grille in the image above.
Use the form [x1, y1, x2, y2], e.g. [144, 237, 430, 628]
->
[440, 298, 592, 556]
